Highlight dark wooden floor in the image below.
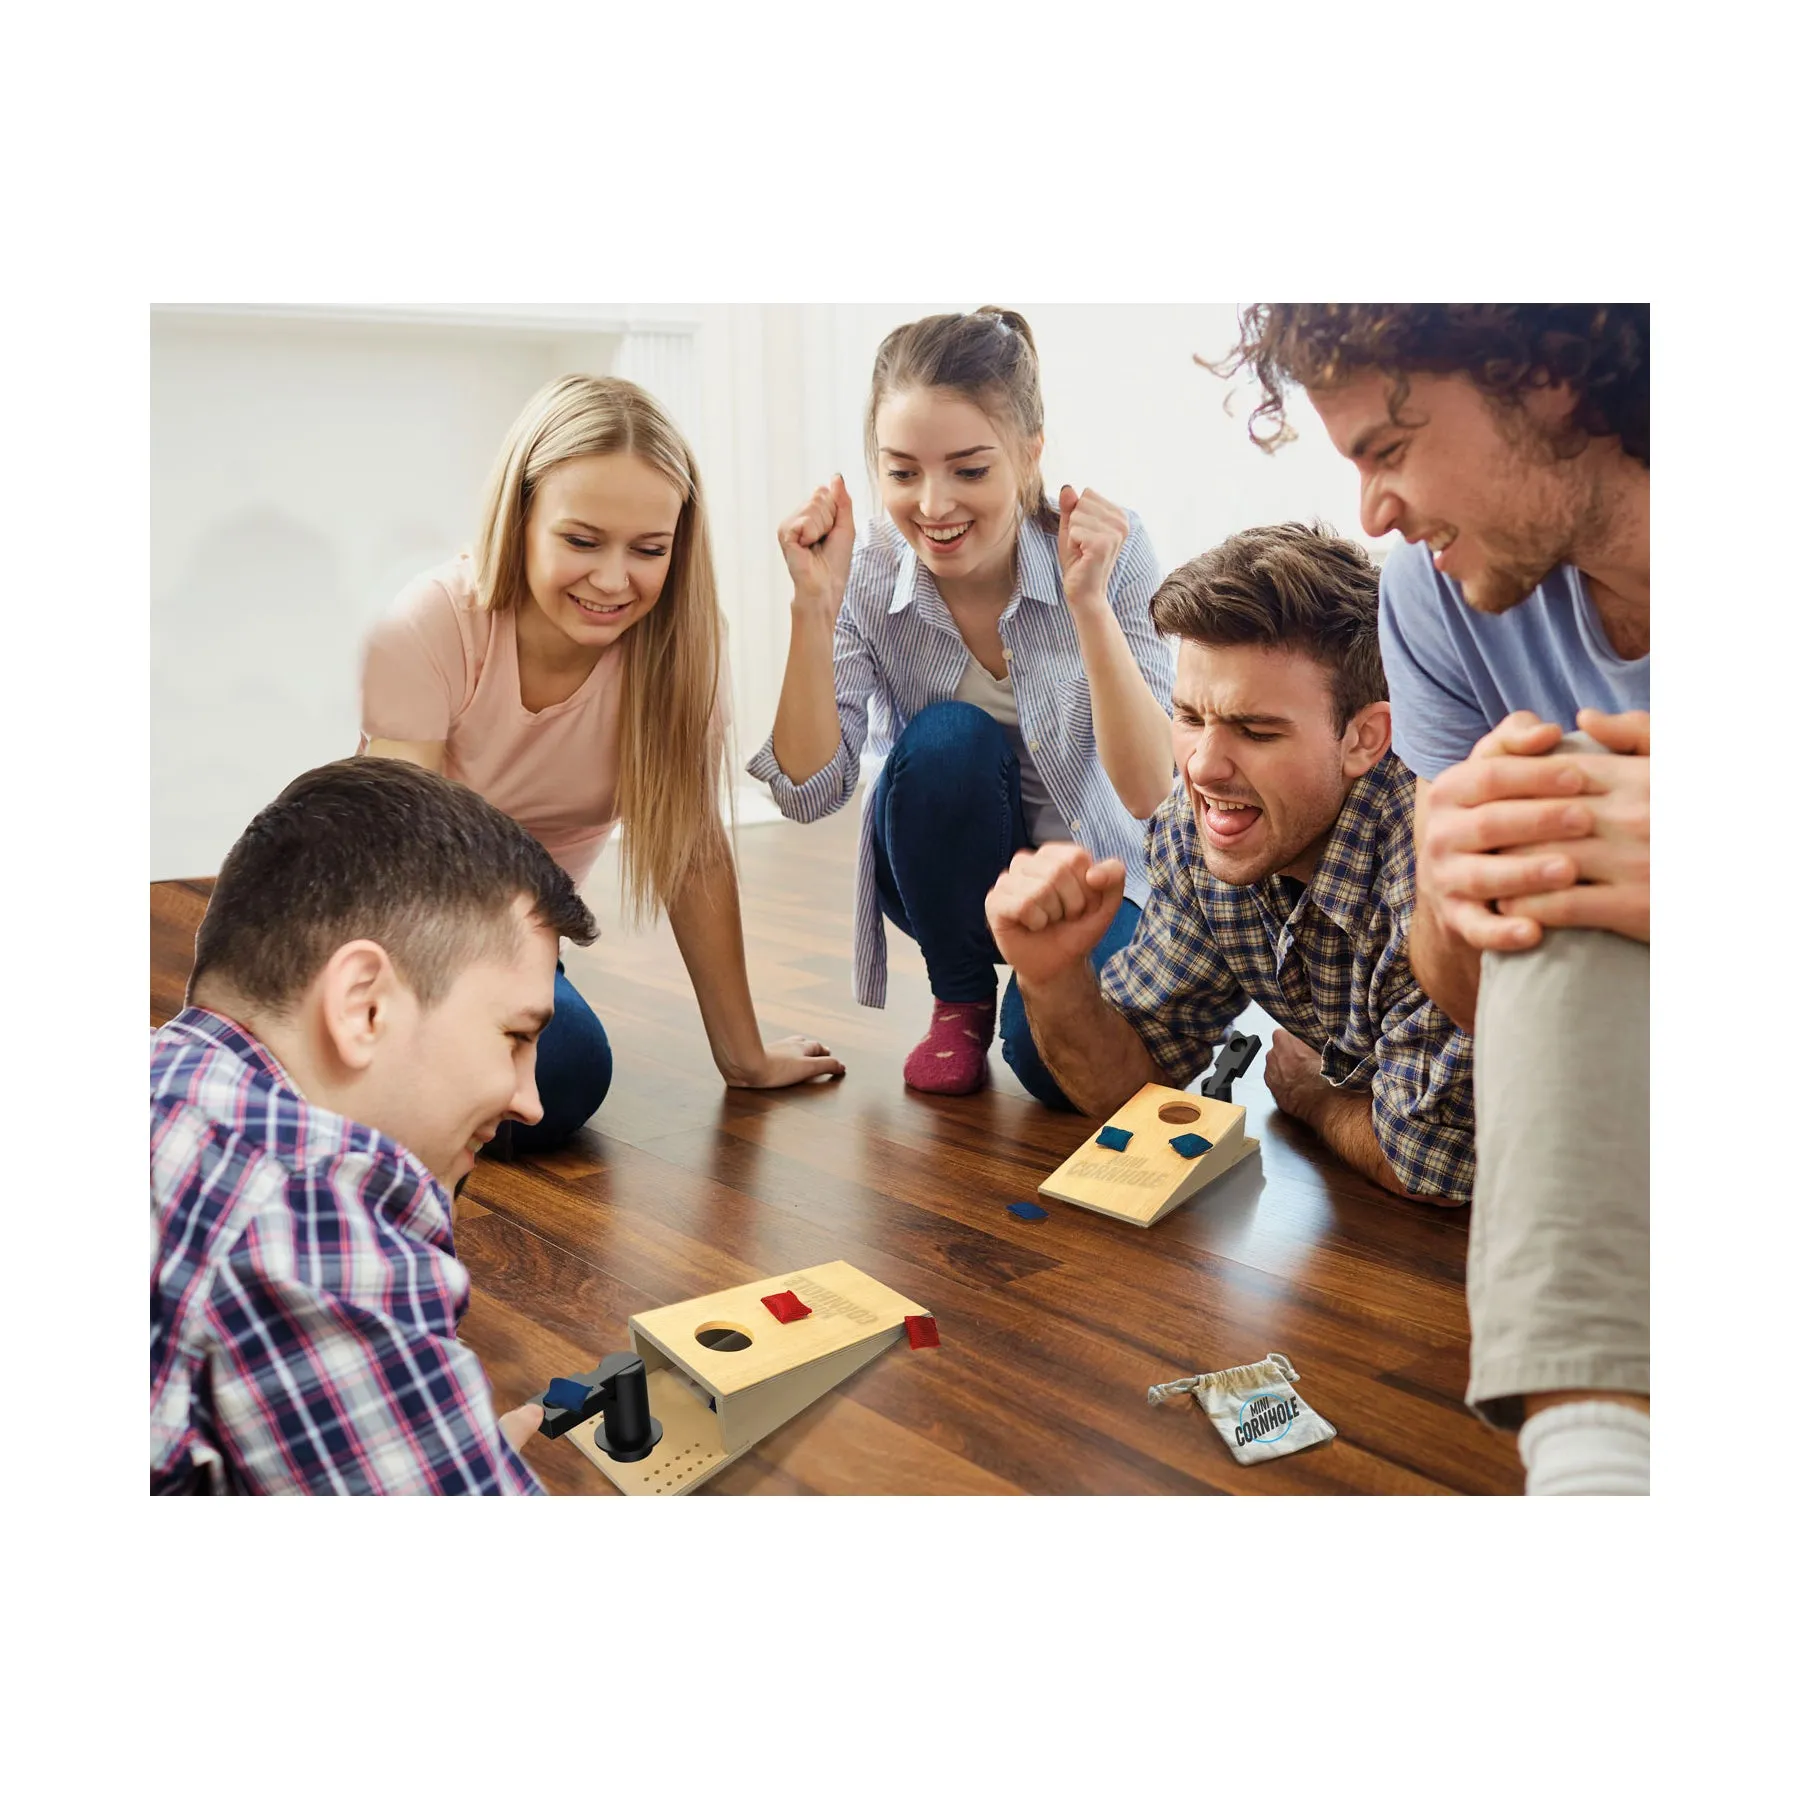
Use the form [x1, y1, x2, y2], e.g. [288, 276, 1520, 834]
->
[150, 803, 1520, 1495]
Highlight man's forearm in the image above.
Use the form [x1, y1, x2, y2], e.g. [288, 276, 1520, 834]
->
[1298, 1087, 1417, 1198]
[1409, 896, 1482, 1034]
[1016, 964, 1162, 1115]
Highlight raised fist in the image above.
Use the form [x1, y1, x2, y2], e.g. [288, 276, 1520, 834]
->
[985, 842, 1127, 988]
[779, 473, 856, 613]
[1056, 485, 1129, 612]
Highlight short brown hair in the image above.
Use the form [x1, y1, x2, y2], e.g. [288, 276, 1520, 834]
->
[1150, 523, 1386, 731]
[864, 306, 1057, 526]
[1207, 303, 1650, 468]
[189, 757, 597, 1012]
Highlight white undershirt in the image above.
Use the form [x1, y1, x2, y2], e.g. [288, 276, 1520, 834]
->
[951, 656, 1071, 847]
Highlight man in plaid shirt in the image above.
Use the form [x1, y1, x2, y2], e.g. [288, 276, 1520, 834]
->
[987, 523, 1473, 1203]
[151, 757, 597, 1494]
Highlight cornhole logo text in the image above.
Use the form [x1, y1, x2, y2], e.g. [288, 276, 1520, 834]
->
[1064, 1156, 1163, 1190]
[788, 1274, 879, 1326]
[1236, 1390, 1303, 1448]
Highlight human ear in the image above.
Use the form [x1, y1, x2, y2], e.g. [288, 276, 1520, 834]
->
[1522, 377, 1581, 433]
[315, 940, 404, 1074]
[1341, 700, 1393, 779]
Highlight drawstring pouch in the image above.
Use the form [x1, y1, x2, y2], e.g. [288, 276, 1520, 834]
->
[1148, 1351, 1336, 1464]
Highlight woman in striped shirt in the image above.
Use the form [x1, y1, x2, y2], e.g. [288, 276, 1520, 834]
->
[749, 308, 1176, 1101]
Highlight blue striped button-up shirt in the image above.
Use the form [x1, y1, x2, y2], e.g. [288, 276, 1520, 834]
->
[748, 512, 1174, 1007]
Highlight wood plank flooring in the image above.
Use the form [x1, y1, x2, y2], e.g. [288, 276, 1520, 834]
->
[149, 803, 1520, 1494]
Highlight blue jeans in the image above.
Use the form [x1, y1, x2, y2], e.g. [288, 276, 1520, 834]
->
[512, 964, 614, 1152]
[870, 701, 1142, 1112]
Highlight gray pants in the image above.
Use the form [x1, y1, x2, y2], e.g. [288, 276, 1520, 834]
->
[1465, 739, 1650, 1429]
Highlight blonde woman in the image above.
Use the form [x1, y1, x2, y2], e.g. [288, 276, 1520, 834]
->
[750, 309, 1175, 1101]
[361, 375, 843, 1152]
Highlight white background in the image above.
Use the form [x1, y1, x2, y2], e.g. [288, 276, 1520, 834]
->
[15, 0, 1771, 1775]
[151, 301, 1385, 879]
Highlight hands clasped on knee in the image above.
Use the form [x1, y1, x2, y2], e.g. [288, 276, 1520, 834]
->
[1418, 707, 1650, 954]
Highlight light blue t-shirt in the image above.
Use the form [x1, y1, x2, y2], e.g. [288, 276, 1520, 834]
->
[1377, 540, 1651, 780]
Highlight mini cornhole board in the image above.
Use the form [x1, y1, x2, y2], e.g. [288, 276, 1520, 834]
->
[1038, 1082, 1259, 1228]
[560, 1261, 925, 1495]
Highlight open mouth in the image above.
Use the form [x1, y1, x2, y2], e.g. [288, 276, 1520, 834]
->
[1199, 793, 1263, 847]
[573, 593, 629, 618]
[1426, 526, 1458, 574]
[918, 521, 972, 551]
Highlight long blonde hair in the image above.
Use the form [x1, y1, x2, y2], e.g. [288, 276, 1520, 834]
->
[472, 374, 729, 923]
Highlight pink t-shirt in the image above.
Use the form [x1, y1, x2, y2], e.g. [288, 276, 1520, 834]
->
[360, 556, 625, 885]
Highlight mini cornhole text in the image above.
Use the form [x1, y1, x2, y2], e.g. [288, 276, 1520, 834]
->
[1061, 1157, 1166, 1189]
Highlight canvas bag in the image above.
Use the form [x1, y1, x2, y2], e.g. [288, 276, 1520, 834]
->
[1147, 1351, 1336, 1464]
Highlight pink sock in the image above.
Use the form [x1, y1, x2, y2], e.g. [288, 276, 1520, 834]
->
[903, 997, 997, 1096]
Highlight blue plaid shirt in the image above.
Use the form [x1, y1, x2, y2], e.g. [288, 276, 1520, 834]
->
[151, 1009, 542, 1495]
[1101, 754, 1476, 1201]
[748, 512, 1173, 1007]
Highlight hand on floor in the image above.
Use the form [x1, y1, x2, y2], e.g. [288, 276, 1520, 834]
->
[726, 1035, 847, 1088]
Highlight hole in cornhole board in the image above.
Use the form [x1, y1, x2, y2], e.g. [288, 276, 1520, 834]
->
[1158, 1101, 1201, 1125]
[694, 1323, 755, 1352]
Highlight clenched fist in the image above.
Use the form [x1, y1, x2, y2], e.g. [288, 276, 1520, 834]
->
[779, 474, 856, 613]
[1056, 484, 1129, 612]
[1264, 1028, 1328, 1124]
[985, 842, 1127, 987]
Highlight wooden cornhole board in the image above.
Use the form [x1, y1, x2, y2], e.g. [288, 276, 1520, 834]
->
[561, 1261, 925, 1495]
[1038, 1082, 1260, 1228]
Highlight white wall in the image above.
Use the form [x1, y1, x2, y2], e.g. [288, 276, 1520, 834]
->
[151, 308, 627, 877]
[150, 303, 1379, 879]
[1034, 304, 1380, 568]
[762, 302, 1380, 574]
[686, 302, 1383, 794]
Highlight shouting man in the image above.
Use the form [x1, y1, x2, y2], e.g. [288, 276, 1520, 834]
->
[986, 523, 1473, 1203]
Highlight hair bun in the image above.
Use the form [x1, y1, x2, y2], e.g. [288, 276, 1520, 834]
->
[976, 307, 1038, 364]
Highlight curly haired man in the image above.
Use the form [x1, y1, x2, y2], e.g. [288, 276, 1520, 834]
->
[1213, 305, 1651, 1495]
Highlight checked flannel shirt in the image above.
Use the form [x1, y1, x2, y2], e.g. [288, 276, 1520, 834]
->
[151, 1008, 541, 1495]
[1100, 753, 1476, 1201]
